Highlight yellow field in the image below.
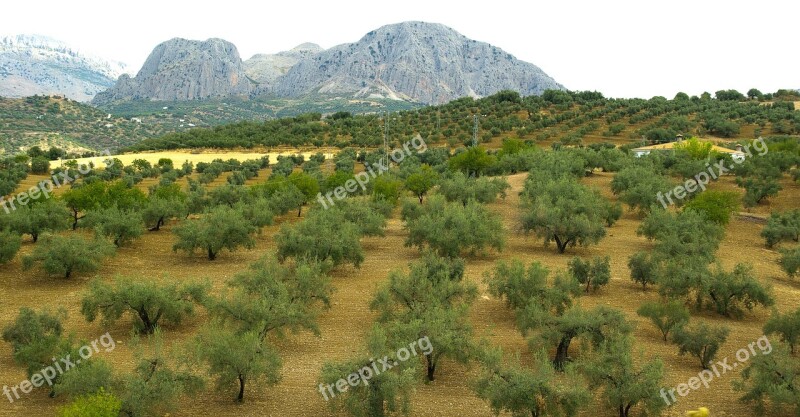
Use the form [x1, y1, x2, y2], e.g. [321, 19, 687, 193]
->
[1, 165, 799, 417]
[56, 149, 338, 168]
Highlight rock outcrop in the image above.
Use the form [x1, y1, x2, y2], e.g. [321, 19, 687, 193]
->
[92, 38, 252, 104]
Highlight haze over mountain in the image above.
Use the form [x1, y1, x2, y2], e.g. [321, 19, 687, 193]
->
[93, 22, 563, 105]
[0, 34, 128, 102]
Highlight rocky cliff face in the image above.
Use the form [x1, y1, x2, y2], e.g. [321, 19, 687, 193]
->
[273, 22, 563, 103]
[0, 35, 128, 102]
[92, 38, 252, 104]
[244, 43, 323, 90]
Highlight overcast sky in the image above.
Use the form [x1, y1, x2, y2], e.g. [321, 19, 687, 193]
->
[2, 0, 795, 98]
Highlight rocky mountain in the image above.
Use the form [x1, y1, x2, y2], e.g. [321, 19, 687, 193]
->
[93, 22, 563, 106]
[245, 43, 323, 89]
[273, 22, 563, 103]
[92, 38, 252, 104]
[0, 34, 128, 102]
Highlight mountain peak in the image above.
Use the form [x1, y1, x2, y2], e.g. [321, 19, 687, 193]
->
[93, 37, 252, 104]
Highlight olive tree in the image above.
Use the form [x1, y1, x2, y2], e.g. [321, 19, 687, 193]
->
[763, 308, 800, 354]
[672, 321, 729, 370]
[580, 336, 666, 417]
[22, 234, 114, 278]
[81, 277, 209, 334]
[7, 199, 71, 242]
[521, 177, 609, 253]
[172, 205, 257, 260]
[568, 256, 610, 293]
[82, 206, 145, 247]
[761, 209, 800, 248]
[0, 229, 22, 264]
[636, 301, 690, 342]
[370, 254, 476, 381]
[735, 344, 799, 416]
[475, 348, 589, 417]
[779, 247, 800, 278]
[274, 208, 365, 267]
[403, 195, 504, 258]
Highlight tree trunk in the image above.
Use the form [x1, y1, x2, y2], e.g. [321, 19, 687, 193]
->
[72, 210, 79, 230]
[237, 375, 245, 402]
[554, 235, 570, 254]
[298, 205, 303, 217]
[64, 267, 72, 279]
[32, 233, 38, 243]
[418, 195, 424, 204]
[208, 247, 216, 261]
[554, 336, 571, 370]
[426, 356, 436, 381]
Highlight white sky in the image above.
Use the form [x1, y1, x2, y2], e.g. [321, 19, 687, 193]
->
[1, 0, 796, 98]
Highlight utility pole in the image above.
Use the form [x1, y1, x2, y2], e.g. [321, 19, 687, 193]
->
[383, 111, 390, 167]
[472, 114, 479, 147]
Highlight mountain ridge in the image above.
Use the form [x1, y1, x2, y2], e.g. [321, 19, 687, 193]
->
[94, 22, 564, 105]
[0, 34, 128, 102]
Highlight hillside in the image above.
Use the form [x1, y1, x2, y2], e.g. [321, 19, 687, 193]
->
[126, 89, 800, 152]
[0, 34, 127, 102]
[0, 95, 420, 153]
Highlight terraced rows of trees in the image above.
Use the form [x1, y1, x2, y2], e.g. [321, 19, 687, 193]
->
[2, 126, 800, 416]
[126, 89, 800, 152]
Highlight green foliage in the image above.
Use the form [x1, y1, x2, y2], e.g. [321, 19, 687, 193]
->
[320, 329, 417, 417]
[763, 308, 800, 354]
[779, 246, 800, 278]
[30, 156, 50, 174]
[172, 205, 257, 260]
[474, 349, 589, 417]
[58, 388, 121, 417]
[213, 255, 332, 339]
[0, 228, 22, 264]
[22, 234, 114, 278]
[521, 177, 609, 253]
[567, 256, 610, 293]
[192, 326, 281, 402]
[684, 190, 740, 224]
[674, 137, 714, 159]
[372, 174, 403, 204]
[116, 334, 203, 417]
[371, 253, 476, 380]
[1, 307, 69, 388]
[737, 176, 782, 207]
[735, 344, 799, 416]
[403, 195, 505, 258]
[81, 277, 208, 334]
[404, 164, 438, 203]
[53, 358, 114, 398]
[520, 305, 632, 370]
[7, 198, 71, 242]
[611, 166, 672, 214]
[637, 208, 724, 263]
[627, 251, 657, 290]
[142, 196, 186, 231]
[288, 171, 320, 216]
[761, 210, 800, 248]
[484, 259, 579, 315]
[636, 301, 690, 342]
[437, 172, 510, 206]
[61, 180, 147, 229]
[704, 263, 774, 318]
[448, 146, 495, 177]
[275, 208, 365, 267]
[579, 336, 666, 417]
[672, 321, 730, 369]
[82, 206, 145, 247]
